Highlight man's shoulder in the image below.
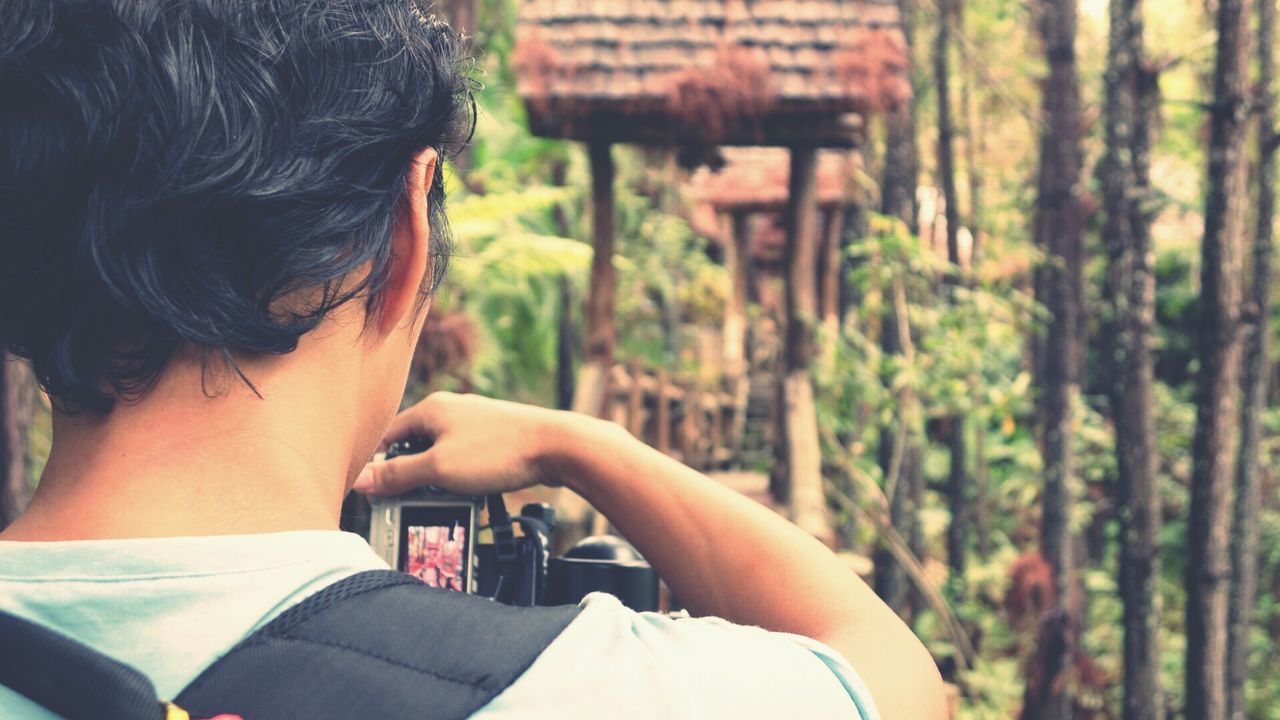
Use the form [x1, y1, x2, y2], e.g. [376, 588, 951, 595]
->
[0, 532, 392, 698]
[475, 593, 881, 719]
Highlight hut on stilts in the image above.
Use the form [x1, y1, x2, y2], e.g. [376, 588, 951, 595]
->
[514, 0, 908, 539]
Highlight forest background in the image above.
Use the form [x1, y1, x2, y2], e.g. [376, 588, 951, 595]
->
[1, 0, 1278, 718]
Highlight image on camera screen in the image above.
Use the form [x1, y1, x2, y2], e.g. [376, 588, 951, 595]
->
[398, 505, 473, 592]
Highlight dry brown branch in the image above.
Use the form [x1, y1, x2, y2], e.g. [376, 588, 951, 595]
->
[825, 477, 978, 672]
[821, 425, 978, 671]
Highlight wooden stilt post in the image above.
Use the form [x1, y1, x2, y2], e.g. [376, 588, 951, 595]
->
[723, 211, 750, 379]
[572, 141, 616, 418]
[723, 211, 752, 465]
[656, 369, 672, 457]
[627, 360, 644, 437]
[563, 141, 616, 533]
[780, 147, 830, 539]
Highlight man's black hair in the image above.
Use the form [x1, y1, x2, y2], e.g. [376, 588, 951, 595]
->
[0, 0, 474, 413]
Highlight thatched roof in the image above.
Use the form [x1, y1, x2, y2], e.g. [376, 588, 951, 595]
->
[515, 0, 909, 147]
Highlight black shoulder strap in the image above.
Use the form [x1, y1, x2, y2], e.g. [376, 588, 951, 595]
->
[0, 609, 165, 720]
[1, 570, 580, 720]
[174, 570, 581, 720]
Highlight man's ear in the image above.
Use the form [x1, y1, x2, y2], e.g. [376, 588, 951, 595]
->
[378, 147, 439, 337]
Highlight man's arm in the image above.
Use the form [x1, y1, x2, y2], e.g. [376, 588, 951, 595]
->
[357, 393, 948, 720]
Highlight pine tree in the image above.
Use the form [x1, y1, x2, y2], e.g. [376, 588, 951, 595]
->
[1025, 0, 1084, 717]
[1187, 0, 1251, 716]
[874, 0, 922, 617]
[1101, 0, 1163, 716]
[1226, 0, 1275, 716]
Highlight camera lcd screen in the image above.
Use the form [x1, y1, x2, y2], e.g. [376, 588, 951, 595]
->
[398, 504, 474, 592]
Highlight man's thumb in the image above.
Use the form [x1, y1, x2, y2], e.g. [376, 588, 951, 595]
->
[353, 453, 436, 496]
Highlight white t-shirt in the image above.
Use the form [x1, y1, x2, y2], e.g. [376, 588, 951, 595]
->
[0, 531, 880, 718]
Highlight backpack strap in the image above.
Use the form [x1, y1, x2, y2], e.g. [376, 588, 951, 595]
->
[174, 570, 581, 720]
[0, 609, 167, 720]
[0, 570, 580, 720]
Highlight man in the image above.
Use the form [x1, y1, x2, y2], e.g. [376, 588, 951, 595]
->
[0, 0, 946, 717]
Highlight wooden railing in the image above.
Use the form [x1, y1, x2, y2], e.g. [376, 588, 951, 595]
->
[603, 362, 747, 472]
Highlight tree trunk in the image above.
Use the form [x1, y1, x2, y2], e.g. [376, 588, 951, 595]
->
[883, 0, 920, 240]
[875, 278, 917, 615]
[1026, 0, 1084, 717]
[974, 421, 990, 558]
[946, 417, 968, 580]
[935, 0, 969, 587]
[1187, 0, 1250, 716]
[882, 120, 920, 240]
[875, 0, 921, 615]
[571, 141, 616, 418]
[958, 0, 993, 562]
[1102, 1, 1164, 717]
[781, 147, 829, 539]
[1, 353, 35, 530]
[875, 406, 910, 612]
[935, 0, 962, 274]
[961, 0, 985, 268]
[1227, 1, 1274, 716]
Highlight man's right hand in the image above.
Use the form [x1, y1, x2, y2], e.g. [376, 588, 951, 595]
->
[353, 392, 583, 497]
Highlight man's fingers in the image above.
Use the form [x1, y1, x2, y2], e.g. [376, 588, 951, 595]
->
[377, 413, 430, 454]
[377, 392, 454, 452]
[353, 451, 440, 496]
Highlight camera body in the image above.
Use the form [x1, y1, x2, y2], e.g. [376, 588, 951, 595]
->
[367, 486, 483, 594]
[367, 439, 658, 610]
[367, 438, 555, 605]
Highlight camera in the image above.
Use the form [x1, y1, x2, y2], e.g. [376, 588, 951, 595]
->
[366, 438, 659, 611]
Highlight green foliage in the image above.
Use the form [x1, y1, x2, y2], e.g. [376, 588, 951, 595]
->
[442, 169, 589, 404]
[612, 173, 727, 372]
[955, 655, 1024, 720]
[450, 232, 591, 403]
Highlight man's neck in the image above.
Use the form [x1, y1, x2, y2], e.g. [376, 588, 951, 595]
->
[1, 358, 366, 542]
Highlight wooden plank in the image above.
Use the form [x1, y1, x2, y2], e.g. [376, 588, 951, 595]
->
[655, 368, 672, 455]
[681, 386, 700, 469]
[627, 360, 645, 437]
[708, 395, 723, 467]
